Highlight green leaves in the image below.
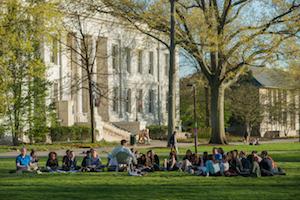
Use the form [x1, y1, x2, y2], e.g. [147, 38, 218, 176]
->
[0, 0, 62, 145]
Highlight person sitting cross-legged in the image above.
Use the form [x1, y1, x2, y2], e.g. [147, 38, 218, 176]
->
[30, 149, 39, 170]
[81, 150, 92, 172]
[62, 150, 70, 170]
[62, 151, 79, 172]
[46, 152, 59, 172]
[89, 149, 105, 172]
[16, 147, 40, 174]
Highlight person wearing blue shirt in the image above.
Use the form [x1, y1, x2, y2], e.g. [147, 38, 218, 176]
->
[16, 147, 31, 172]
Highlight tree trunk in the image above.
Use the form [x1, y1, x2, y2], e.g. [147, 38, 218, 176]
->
[167, 0, 176, 146]
[88, 78, 95, 143]
[209, 84, 227, 144]
[204, 86, 210, 127]
[245, 122, 251, 143]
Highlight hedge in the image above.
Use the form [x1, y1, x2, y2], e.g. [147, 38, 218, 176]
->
[147, 125, 168, 140]
[50, 125, 92, 142]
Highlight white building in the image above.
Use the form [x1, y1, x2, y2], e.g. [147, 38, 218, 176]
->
[44, 13, 180, 141]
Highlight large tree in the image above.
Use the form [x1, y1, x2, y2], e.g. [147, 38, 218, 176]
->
[0, 0, 61, 145]
[95, 0, 300, 144]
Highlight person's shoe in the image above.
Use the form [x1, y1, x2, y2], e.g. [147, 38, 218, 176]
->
[36, 170, 42, 174]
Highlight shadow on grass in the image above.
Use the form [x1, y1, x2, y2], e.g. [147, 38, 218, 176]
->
[0, 174, 300, 200]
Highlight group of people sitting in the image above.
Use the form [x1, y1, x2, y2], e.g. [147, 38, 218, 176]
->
[162, 147, 286, 177]
[15, 140, 286, 177]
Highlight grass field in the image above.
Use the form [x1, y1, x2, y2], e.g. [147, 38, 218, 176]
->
[0, 143, 300, 200]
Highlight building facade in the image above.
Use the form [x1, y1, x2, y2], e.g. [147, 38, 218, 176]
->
[228, 67, 300, 138]
[44, 15, 180, 141]
[252, 67, 300, 138]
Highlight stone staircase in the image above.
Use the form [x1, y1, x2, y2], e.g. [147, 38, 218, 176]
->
[101, 121, 132, 142]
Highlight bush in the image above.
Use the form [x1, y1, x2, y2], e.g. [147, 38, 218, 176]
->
[50, 125, 92, 142]
[147, 125, 168, 140]
[198, 127, 211, 139]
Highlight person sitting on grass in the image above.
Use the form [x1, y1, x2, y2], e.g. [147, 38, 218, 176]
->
[229, 150, 243, 174]
[260, 151, 286, 176]
[63, 151, 79, 171]
[137, 153, 147, 168]
[16, 147, 40, 174]
[202, 151, 208, 165]
[81, 150, 92, 171]
[246, 153, 261, 177]
[153, 151, 160, 171]
[179, 150, 193, 172]
[239, 151, 251, 172]
[108, 139, 137, 171]
[62, 149, 70, 169]
[164, 150, 178, 171]
[220, 155, 238, 177]
[90, 149, 105, 172]
[183, 149, 193, 162]
[205, 154, 221, 176]
[144, 150, 160, 172]
[30, 149, 39, 169]
[212, 147, 222, 163]
[46, 152, 59, 172]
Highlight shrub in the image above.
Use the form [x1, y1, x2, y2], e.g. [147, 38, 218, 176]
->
[198, 127, 211, 139]
[50, 125, 92, 142]
[147, 125, 168, 140]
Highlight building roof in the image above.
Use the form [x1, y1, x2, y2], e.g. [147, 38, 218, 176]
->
[250, 67, 296, 89]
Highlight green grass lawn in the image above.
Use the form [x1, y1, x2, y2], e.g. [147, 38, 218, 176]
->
[0, 143, 300, 200]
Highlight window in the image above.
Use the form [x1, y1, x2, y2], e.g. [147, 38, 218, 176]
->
[113, 87, 119, 112]
[125, 48, 131, 73]
[290, 92, 296, 130]
[149, 51, 154, 74]
[137, 89, 143, 113]
[67, 33, 77, 100]
[282, 90, 288, 125]
[164, 53, 169, 76]
[148, 89, 154, 113]
[51, 37, 58, 64]
[125, 89, 132, 113]
[82, 67, 89, 114]
[112, 45, 119, 69]
[52, 82, 59, 102]
[138, 50, 143, 73]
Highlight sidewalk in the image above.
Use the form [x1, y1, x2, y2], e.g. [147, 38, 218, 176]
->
[0, 140, 190, 158]
[0, 138, 298, 158]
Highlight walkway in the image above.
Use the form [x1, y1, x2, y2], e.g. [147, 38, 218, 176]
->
[0, 138, 298, 158]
